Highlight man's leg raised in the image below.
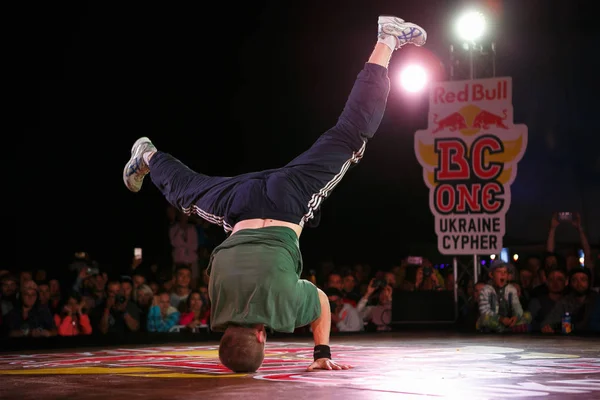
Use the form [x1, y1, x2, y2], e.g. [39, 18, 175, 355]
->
[275, 16, 427, 227]
[123, 137, 234, 232]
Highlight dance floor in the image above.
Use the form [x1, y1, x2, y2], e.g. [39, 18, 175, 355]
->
[0, 332, 599, 399]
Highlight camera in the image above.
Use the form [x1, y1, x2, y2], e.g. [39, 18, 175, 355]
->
[87, 267, 100, 275]
[373, 278, 387, 290]
[115, 295, 127, 305]
[558, 212, 573, 221]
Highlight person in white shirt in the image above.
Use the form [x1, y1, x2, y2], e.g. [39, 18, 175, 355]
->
[356, 278, 393, 331]
[325, 288, 363, 332]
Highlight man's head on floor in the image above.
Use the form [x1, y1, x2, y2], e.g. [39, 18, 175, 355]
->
[219, 324, 266, 373]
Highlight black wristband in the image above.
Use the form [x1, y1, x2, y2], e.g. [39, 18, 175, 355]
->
[313, 344, 331, 361]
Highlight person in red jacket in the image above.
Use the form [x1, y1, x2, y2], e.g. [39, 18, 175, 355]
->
[54, 292, 92, 336]
[179, 290, 210, 330]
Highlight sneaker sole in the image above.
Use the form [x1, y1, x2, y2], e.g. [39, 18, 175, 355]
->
[123, 137, 151, 192]
[379, 17, 427, 47]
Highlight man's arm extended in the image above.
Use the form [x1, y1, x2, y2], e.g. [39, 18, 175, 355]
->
[306, 287, 351, 371]
[573, 213, 595, 286]
[310, 288, 331, 345]
[546, 213, 559, 253]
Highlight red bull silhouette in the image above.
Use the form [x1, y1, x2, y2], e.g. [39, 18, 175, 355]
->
[473, 109, 509, 130]
[432, 112, 468, 134]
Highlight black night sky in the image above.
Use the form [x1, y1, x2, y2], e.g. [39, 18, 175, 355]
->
[17, 0, 599, 271]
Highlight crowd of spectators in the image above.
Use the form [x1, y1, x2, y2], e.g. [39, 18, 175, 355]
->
[1, 210, 598, 340]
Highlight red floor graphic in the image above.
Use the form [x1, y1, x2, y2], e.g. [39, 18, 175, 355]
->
[1, 334, 599, 399]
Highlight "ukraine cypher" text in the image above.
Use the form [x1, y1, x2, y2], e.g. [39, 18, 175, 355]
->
[438, 216, 502, 252]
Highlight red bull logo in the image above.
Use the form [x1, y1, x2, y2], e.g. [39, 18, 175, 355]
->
[473, 109, 509, 130]
[432, 105, 509, 135]
[432, 112, 467, 133]
[413, 77, 528, 255]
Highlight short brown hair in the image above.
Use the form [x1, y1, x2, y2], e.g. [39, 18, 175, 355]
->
[218, 325, 265, 373]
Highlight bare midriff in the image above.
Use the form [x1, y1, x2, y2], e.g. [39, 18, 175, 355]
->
[231, 218, 302, 238]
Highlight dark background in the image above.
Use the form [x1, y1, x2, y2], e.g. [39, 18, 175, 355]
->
[16, 0, 599, 271]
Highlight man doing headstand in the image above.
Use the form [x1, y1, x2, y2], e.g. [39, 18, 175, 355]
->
[123, 15, 427, 373]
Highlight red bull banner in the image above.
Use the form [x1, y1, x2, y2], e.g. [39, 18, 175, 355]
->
[414, 77, 528, 255]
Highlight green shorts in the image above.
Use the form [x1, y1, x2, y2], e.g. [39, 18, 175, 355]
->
[207, 226, 320, 332]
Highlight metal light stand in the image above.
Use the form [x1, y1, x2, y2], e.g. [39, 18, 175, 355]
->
[448, 40, 496, 319]
[449, 41, 497, 81]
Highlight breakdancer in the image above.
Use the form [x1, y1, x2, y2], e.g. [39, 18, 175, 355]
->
[123, 15, 426, 373]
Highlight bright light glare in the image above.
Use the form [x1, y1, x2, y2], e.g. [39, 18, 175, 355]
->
[490, 254, 496, 260]
[513, 254, 519, 261]
[400, 65, 428, 93]
[456, 11, 486, 42]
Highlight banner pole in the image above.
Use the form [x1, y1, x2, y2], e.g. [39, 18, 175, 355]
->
[453, 256, 459, 321]
[473, 254, 478, 283]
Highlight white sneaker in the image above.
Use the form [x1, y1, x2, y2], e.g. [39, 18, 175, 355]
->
[378, 15, 427, 48]
[123, 137, 156, 192]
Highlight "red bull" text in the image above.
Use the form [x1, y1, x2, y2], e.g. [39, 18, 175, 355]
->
[432, 80, 509, 104]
